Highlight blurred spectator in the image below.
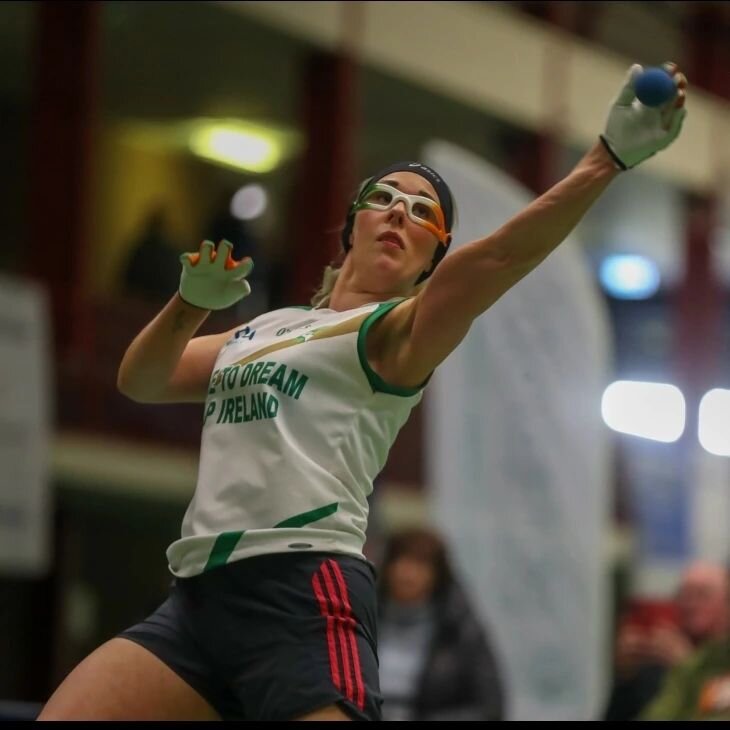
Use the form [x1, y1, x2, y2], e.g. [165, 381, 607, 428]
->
[377, 527, 505, 721]
[122, 206, 181, 303]
[603, 561, 730, 720]
[640, 623, 730, 719]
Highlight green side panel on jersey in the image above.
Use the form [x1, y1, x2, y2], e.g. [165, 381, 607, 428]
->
[202, 504, 338, 571]
[357, 299, 424, 397]
[204, 530, 245, 571]
[274, 502, 339, 528]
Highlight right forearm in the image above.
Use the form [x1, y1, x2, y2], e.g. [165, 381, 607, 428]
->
[117, 293, 210, 401]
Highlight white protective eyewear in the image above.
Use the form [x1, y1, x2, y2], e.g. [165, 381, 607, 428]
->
[354, 182, 447, 241]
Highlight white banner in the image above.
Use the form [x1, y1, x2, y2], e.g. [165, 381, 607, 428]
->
[423, 141, 613, 720]
[0, 274, 52, 576]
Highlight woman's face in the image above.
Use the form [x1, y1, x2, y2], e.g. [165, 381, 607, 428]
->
[385, 553, 438, 605]
[349, 171, 443, 292]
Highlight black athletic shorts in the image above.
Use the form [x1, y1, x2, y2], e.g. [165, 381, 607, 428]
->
[118, 551, 382, 721]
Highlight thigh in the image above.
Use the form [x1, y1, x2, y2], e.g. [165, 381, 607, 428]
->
[37, 638, 221, 721]
[294, 703, 352, 721]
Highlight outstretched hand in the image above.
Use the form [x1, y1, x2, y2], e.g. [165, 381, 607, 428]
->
[179, 239, 254, 311]
[600, 62, 687, 170]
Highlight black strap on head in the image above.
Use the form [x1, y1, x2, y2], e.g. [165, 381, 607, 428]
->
[340, 161, 455, 284]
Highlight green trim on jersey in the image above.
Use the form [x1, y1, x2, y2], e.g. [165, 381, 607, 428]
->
[288, 305, 313, 310]
[274, 502, 339, 528]
[357, 299, 423, 397]
[204, 530, 245, 571]
[202, 503, 339, 571]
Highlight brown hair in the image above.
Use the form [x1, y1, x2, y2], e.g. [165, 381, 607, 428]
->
[379, 527, 454, 598]
[310, 264, 342, 308]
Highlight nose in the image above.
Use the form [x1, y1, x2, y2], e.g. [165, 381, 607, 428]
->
[387, 200, 407, 223]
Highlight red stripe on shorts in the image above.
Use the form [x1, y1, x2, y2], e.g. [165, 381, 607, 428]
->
[318, 559, 364, 710]
[311, 572, 341, 691]
[320, 562, 354, 704]
[327, 559, 365, 710]
[312, 559, 366, 710]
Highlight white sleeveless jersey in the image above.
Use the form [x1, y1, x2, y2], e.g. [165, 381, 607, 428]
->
[167, 298, 424, 577]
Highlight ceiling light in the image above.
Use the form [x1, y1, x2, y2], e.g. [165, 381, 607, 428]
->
[599, 254, 660, 299]
[601, 380, 685, 442]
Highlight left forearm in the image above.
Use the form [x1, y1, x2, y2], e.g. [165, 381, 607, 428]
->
[405, 141, 620, 377]
[484, 140, 619, 269]
[421, 140, 619, 328]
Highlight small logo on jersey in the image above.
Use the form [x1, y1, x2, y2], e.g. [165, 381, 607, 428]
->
[300, 328, 322, 342]
[234, 326, 256, 341]
[233, 312, 371, 368]
[276, 319, 317, 337]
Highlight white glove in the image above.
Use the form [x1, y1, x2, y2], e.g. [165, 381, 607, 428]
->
[179, 239, 253, 310]
[600, 63, 687, 170]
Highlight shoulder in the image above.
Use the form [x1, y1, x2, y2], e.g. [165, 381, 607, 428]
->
[363, 297, 417, 350]
[363, 296, 426, 390]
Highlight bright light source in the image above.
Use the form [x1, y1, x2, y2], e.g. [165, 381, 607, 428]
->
[599, 254, 661, 299]
[699, 389, 730, 456]
[601, 380, 685, 442]
[231, 184, 268, 221]
[119, 118, 302, 172]
[189, 122, 283, 173]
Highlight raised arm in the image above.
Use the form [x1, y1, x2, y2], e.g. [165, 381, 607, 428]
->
[117, 240, 253, 403]
[377, 63, 687, 388]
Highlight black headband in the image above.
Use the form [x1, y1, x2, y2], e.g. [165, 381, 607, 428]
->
[341, 161, 454, 255]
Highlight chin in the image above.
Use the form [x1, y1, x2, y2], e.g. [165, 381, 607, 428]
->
[372, 255, 416, 284]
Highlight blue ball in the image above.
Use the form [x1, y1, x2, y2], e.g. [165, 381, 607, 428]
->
[634, 67, 676, 107]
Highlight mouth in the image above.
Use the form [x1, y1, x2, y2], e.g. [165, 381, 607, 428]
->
[377, 231, 404, 249]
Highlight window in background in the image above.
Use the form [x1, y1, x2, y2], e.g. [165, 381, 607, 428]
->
[94, 1, 310, 310]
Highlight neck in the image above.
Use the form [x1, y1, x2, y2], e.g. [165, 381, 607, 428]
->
[328, 258, 409, 311]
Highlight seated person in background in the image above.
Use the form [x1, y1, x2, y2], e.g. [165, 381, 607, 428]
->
[641, 564, 730, 721]
[122, 206, 181, 303]
[377, 527, 505, 721]
[604, 561, 730, 720]
[641, 629, 730, 720]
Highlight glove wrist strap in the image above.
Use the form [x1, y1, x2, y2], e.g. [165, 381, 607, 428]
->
[599, 135, 628, 171]
[177, 289, 214, 312]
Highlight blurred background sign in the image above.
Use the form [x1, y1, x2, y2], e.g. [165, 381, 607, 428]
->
[0, 275, 52, 576]
[424, 140, 613, 720]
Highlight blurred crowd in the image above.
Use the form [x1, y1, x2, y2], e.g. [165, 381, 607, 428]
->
[604, 560, 730, 720]
[374, 528, 730, 721]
